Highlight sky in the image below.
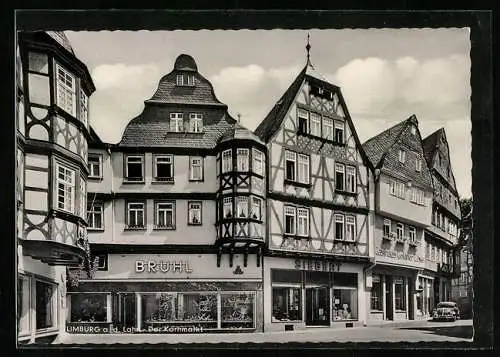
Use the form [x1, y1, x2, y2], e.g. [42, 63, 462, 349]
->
[65, 29, 472, 198]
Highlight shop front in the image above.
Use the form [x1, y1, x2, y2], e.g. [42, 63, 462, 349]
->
[67, 253, 263, 333]
[415, 273, 435, 319]
[264, 256, 366, 332]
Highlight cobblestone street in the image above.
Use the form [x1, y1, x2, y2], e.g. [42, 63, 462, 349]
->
[54, 319, 473, 345]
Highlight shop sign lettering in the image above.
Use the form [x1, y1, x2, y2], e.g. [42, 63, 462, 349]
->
[376, 249, 424, 263]
[294, 259, 341, 272]
[135, 260, 193, 274]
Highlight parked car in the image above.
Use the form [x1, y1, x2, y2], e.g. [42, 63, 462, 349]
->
[433, 301, 460, 321]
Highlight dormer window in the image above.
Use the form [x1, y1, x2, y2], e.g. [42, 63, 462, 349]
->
[398, 149, 406, 163]
[189, 113, 203, 132]
[410, 125, 416, 135]
[297, 108, 309, 134]
[187, 74, 195, 86]
[170, 113, 184, 132]
[176, 74, 184, 86]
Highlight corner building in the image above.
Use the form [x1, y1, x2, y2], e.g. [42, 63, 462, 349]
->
[16, 32, 95, 343]
[363, 116, 434, 322]
[254, 59, 375, 331]
[69, 55, 266, 333]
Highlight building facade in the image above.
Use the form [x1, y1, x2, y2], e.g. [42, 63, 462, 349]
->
[16, 31, 95, 343]
[254, 57, 375, 331]
[363, 116, 434, 321]
[67, 54, 267, 334]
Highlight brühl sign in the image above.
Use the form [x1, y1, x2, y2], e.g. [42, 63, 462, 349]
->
[135, 260, 193, 273]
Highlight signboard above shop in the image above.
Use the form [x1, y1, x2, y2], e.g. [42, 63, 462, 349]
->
[375, 248, 425, 268]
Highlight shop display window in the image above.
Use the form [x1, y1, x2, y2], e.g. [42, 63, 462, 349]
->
[17, 275, 30, 335]
[221, 293, 255, 329]
[370, 275, 383, 311]
[70, 293, 108, 322]
[272, 287, 302, 322]
[35, 280, 56, 330]
[394, 278, 406, 311]
[332, 289, 358, 321]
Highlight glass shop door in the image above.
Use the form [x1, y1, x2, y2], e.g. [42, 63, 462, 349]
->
[305, 286, 330, 326]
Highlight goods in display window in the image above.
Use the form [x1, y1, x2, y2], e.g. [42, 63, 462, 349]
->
[272, 287, 302, 322]
[221, 293, 254, 329]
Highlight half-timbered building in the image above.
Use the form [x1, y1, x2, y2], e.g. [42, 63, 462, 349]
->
[70, 54, 266, 334]
[255, 49, 375, 331]
[16, 31, 96, 343]
[422, 128, 462, 313]
[363, 115, 434, 321]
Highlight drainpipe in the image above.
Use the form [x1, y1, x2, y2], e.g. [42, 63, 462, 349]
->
[106, 145, 115, 243]
[362, 258, 377, 326]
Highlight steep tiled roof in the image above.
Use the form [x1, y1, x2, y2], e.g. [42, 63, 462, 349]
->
[254, 66, 307, 142]
[422, 128, 442, 166]
[89, 126, 105, 147]
[362, 120, 408, 168]
[46, 31, 74, 54]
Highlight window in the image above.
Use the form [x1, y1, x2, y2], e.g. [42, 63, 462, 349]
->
[56, 64, 76, 116]
[56, 163, 75, 213]
[125, 155, 144, 182]
[154, 155, 173, 182]
[297, 208, 309, 237]
[188, 202, 202, 225]
[189, 113, 203, 132]
[334, 121, 344, 144]
[17, 275, 30, 335]
[394, 278, 406, 311]
[346, 166, 356, 193]
[411, 187, 425, 205]
[389, 179, 405, 199]
[284, 206, 296, 235]
[297, 108, 309, 134]
[396, 223, 404, 240]
[335, 214, 344, 240]
[237, 197, 248, 218]
[222, 149, 232, 173]
[383, 219, 391, 237]
[285, 150, 296, 181]
[237, 148, 249, 172]
[415, 158, 422, 172]
[223, 197, 233, 218]
[398, 149, 406, 163]
[252, 149, 264, 176]
[80, 89, 88, 127]
[346, 216, 356, 241]
[87, 202, 103, 230]
[187, 74, 195, 86]
[70, 293, 108, 323]
[221, 293, 255, 329]
[272, 287, 302, 322]
[35, 280, 56, 330]
[408, 226, 416, 242]
[332, 273, 358, 321]
[251, 197, 262, 220]
[155, 202, 175, 229]
[176, 74, 184, 86]
[410, 125, 416, 135]
[127, 202, 145, 228]
[323, 117, 334, 141]
[310, 112, 321, 137]
[371, 275, 382, 311]
[170, 113, 184, 132]
[189, 157, 203, 181]
[426, 242, 430, 259]
[87, 154, 102, 179]
[297, 154, 310, 184]
[95, 254, 107, 270]
[335, 163, 345, 191]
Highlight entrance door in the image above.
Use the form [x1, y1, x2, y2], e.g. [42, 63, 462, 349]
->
[120, 293, 136, 330]
[305, 286, 330, 326]
[385, 277, 394, 320]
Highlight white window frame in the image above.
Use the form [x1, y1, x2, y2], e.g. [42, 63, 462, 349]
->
[398, 149, 406, 163]
[87, 202, 103, 230]
[411, 187, 425, 205]
[125, 155, 144, 181]
[222, 149, 232, 173]
[251, 197, 262, 220]
[297, 108, 309, 134]
[346, 165, 356, 193]
[383, 218, 391, 237]
[223, 197, 233, 218]
[310, 112, 321, 137]
[297, 154, 310, 184]
[79, 89, 88, 127]
[189, 157, 203, 181]
[408, 226, 416, 242]
[155, 201, 175, 229]
[237, 196, 249, 218]
[410, 125, 417, 135]
[335, 163, 345, 191]
[55, 63, 76, 117]
[285, 150, 297, 181]
[170, 113, 184, 132]
[87, 154, 102, 179]
[389, 179, 405, 199]
[154, 155, 173, 181]
[187, 74, 195, 86]
[237, 148, 250, 172]
[323, 117, 334, 141]
[176, 74, 184, 86]
[284, 206, 296, 235]
[335, 214, 345, 240]
[189, 113, 203, 133]
[188, 202, 202, 225]
[334, 121, 344, 144]
[252, 149, 264, 176]
[127, 202, 145, 228]
[34, 278, 58, 332]
[415, 158, 422, 172]
[345, 216, 356, 241]
[396, 223, 404, 240]
[297, 208, 309, 237]
[56, 163, 75, 213]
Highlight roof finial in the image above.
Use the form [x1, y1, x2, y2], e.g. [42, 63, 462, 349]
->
[237, 113, 241, 123]
[306, 32, 311, 65]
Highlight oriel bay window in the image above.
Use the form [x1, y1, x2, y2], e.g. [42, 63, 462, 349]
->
[222, 149, 232, 173]
[310, 112, 321, 137]
[56, 163, 75, 213]
[125, 155, 144, 182]
[237, 197, 249, 218]
[56, 63, 76, 116]
[170, 113, 183, 132]
[87, 202, 103, 230]
[297, 108, 309, 134]
[335, 214, 344, 240]
[127, 202, 145, 229]
[189, 113, 203, 133]
[335, 163, 345, 191]
[284, 206, 296, 235]
[79, 89, 88, 127]
[237, 149, 249, 172]
[189, 157, 203, 181]
[252, 148, 264, 176]
[155, 201, 175, 229]
[154, 155, 173, 182]
[251, 197, 262, 220]
[223, 197, 233, 218]
[188, 201, 202, 225]
[394, 277, 406, 311]
[297, 208, 309, 237]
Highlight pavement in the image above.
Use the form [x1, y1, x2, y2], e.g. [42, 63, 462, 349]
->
[53, 319, 473, 345]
